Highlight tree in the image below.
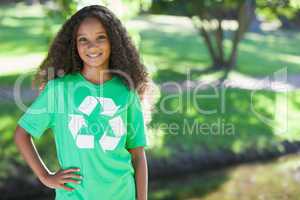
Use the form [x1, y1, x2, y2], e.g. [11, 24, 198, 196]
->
[150, 0, 256, 70]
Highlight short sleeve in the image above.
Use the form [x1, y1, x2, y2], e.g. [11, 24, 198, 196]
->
[18, 81, 56, 138]
[126, 90, 148, 149]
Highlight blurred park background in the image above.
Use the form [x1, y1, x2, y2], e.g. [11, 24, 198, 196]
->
[1, 0, 300, 199]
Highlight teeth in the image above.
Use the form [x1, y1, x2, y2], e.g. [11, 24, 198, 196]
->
[88, 53, 101, 58]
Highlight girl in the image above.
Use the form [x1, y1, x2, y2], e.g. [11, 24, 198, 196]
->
[14, 5, 150, 200]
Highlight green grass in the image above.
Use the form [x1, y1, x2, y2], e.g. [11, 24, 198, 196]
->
[149, 154, 300, 200]
[1, 3, 300, 162]
[0, 4, 47, 56]
[0, 3, 64, 56]
[238, 32, 300, 76]
[0, 102, 59, 180]
[149, 170, 230, 200]
[137, 15, 300, 80]
[0, 3, 63, 77]
[0, 72, 34, 87]
[1, 4, 300, 151]
[147, 88, 300, 159]
[1, 4, 300, 199]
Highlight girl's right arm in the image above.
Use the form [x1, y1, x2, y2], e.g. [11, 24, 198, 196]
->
[14, 125, 82, 191]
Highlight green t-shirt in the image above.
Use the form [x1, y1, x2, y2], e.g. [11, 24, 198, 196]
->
[18, 72, 148, 200]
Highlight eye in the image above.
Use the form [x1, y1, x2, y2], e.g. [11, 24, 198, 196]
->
[97, 35, 106, 41]
[78, 37, 87, 43]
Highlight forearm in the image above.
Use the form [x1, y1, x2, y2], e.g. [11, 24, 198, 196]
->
[14, 125, 51, 181]
[132, 151, 148, 200]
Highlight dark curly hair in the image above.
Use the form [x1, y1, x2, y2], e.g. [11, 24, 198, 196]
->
[36, 5, 150, 99]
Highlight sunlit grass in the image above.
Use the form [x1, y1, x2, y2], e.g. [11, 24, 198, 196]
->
[149, 154, 300, 200]
[0, 54, 45, 76]
[1, 4, 300, 199]
[1, 4, 300, 159]
[148, 88, 300, 157]
[0, 3, 61, 56]
[136, 15, 300, 78]
[1, 7, 299, 77]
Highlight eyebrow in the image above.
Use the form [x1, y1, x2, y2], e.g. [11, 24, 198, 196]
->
[77, 32, 106, 37]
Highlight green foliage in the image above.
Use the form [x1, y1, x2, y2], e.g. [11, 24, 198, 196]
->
[256, 0, 300, 20]
[124, 0, 153, 14]
[53, 0, 78, 19]
[42, 0, 76, 44]
[150, 0, 245, 17]
[290, 0, 300, 9]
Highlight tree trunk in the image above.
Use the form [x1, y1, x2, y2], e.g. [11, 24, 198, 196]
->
[196, 20, 219, 67]
[192, 0, 255, 71]
[278, 15, 294, 29]
[227, 0, 255, 69]
[215, 18, 225, 68]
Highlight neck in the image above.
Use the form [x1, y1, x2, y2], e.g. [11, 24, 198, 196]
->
[81, 66, 112, 84]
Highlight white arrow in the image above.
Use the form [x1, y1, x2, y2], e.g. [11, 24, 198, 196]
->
[97, 97, 120, 117]
[78, 96, 98, 116]
[99, 131, 121, 151]
[76, 135, 94, 149]
[109, 116, 126, 137]
[68, 114, 87, 139]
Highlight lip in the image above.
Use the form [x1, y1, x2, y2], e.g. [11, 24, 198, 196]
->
[87, 53, 103, 58]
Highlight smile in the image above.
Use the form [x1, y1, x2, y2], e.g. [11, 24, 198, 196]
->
[87, 53, 102, 58]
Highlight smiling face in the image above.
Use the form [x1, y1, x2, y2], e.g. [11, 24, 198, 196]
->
[76, 17, 111, 70]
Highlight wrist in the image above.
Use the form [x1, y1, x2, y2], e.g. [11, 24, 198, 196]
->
[38, 170, 52, 182]
[137, 196, 147, 200]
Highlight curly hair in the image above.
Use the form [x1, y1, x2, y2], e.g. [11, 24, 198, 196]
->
[36, 5, 150, 99]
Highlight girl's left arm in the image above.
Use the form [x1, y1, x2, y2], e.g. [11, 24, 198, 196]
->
[128, 147, 148, 200]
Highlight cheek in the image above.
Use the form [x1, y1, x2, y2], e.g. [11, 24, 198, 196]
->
[77, 45, 86, 58]
[104, 43, 111, 55]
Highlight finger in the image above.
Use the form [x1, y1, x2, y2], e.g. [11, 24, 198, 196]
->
[38, 83, 45, 92]
[60, 184, 74, 191]
[62, 179, 81, 184]
[62, 168, 80, 174]
[63, 173, 82, 179]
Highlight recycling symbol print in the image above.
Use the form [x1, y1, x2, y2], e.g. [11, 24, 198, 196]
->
[68, 96, 126, 151]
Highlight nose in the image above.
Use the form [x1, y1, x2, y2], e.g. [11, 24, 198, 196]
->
[87, 41, 100, 50]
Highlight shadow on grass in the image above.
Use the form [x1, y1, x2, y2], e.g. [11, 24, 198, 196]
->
[139, 24, 300, 77]
[152, 66, 230, 84]
[0, 102, 58, 200]
[146, 83, 300, 198]
[150, 87, 286, 153]
[140, 28, 211, 72]
[149, 170, 229, 200]
[1, 77, 300, 199]
[0, 102, 59, 176]
[0, 72, 34, 87]
[0, 18, 48, 55]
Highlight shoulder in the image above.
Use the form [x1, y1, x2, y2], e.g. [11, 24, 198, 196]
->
[41, 73, 76, 93]
[110, 76, 141, 103]
[50, 72, 79, 85]
[111, 76, 134, 93]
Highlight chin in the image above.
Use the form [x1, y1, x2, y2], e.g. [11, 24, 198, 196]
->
[84, 62, 107, 69]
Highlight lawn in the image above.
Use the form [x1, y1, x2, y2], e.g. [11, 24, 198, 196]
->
[149, 154, 300, 200]
[135, 15, 300, 81]
[147, 88, 300, 159]
[1, 3, 300, 183]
